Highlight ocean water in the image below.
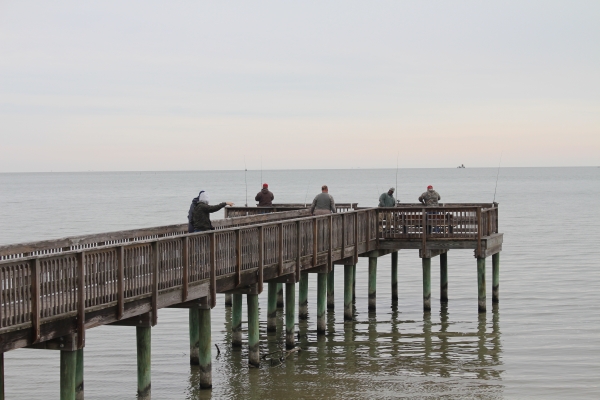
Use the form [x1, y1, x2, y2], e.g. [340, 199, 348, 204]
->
[0, 167, 599, 399]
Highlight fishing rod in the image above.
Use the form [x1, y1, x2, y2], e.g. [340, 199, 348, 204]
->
[260, 157, 263, 186]
[493, 152, 502, 203]
[244, 156, 248, 207]
[395, 151, 400, 205]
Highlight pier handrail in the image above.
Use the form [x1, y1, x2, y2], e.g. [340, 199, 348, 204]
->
[224, 203, 358, 217]
[0, 204, 498, 352]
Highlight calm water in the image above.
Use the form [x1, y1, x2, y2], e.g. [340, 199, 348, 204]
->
[0, 168, 599, 399]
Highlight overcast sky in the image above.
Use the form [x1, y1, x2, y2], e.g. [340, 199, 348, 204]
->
[1, 1, 598, 172]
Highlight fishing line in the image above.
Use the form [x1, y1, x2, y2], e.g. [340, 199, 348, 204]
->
[493, 152, 502, 203]
[244, 156, 248, 207]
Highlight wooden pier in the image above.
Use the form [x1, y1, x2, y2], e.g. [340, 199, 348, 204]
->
[0, 203, 502, 399]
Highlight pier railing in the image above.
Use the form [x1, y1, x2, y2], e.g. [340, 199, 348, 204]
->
[0, 204, 497, 350]
[224, 203, 358, 218]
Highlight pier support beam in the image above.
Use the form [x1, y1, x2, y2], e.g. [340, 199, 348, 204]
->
[299, 272, 308, 320]
[189, 308, 200, 364]
[267, 282, 278, 332]
[60, 350, 77, 400]
[136, 326, 151, 400]
[344, 265, 354, 321]
[225, 293, 232, 307]
[198, 307, 212, 389]
[368, 257, 377, 311]
[75, 348, 83, 400]
[440, 252, 448, 303]
[317, 273, 327, 333]
[477, 257, 486, 313]
[277, 283, 284, 309]
[391, 251, 398, 302]
[232, 293, 243, 347]
[247, 294, 260, 367]
[492, 253, 500, 303]
[352, 264, 356, 302]
[422, 258, 431, 312]
[327, 266, 335, 310]
[285, 283, 296, 349]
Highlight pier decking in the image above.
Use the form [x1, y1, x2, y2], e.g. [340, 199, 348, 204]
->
[0, 203, 502, 399]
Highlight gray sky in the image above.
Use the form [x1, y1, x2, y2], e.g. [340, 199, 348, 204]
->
[1, 1, 599, 171]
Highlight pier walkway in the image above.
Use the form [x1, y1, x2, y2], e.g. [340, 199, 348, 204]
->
[0, 203, 502, 399]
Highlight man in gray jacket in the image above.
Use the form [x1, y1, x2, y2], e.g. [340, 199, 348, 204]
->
[310, 185, 336, 215]
[378, 187, 397, 207]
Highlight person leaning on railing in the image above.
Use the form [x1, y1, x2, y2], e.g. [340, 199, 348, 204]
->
[310, 185, 337, 216]
[255, 183, 274, 207]
[419, 185, 441, 234]
[378, 187, 397, 207]
[192, 191, 234, 232]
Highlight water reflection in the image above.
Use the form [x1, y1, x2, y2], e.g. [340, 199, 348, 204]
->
[186, 304, 503, 398]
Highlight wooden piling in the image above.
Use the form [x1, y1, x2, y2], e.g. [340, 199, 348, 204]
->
[368, 257, 377, 311]
[232, 293, 243, 347]
[391, 251, 398, 302]
[327, 266, 335, 310]
[198, 308, 212, 389]
[492, 253, 500, 303]
[285, 283, 295, 349]
[440, 252, 448, 303]
[422, 258, 431, 312]
[276, 283, 284, 309]
[247, 294, 260, 367]
[225, 293, 232, 307]
[352, 264, 356, 302]
[344, 265, 354, 321]
[299, 272, 308, 320]
[136, 326, 151, 400]
[189, 308, 199, 364]
[477, 257, 486, 313]
[75, 348, 83, 400]
[317, 273, 327, 333]
[60, 350, 77, 400]
[267, 282, 277, 332]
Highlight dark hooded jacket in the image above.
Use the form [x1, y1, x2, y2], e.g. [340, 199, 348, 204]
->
[187, 196, 200, 233]
[192, 202, 226, 232]
[255, 188, 274, 207]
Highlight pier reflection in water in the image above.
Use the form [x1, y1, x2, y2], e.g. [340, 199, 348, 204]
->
[186, 304, 503, 399]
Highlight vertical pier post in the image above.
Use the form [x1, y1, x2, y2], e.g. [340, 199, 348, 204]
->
[247, 294, 260, 367]
[198, 307, 212, 389]
[317, 272, 327, 333]
[477, 257, 486, 313]
[327, 266, 335, 310]
[60, 350, 77, 400]
[232, 293, 243, 347]
[75, 348, 83, 400]
[391, 251, 398, 302]
[0, 353, 4, 400]
[352, 264, 356, 301]
[267, 282, 278, 332]
[299, 272, 308, 320]
[440, 252, 448, 303]
[136, 326, 151, 400]
[225, 293, 232, 307]
[368, 257, 377, 311]
[492, 253, 500, 303]
[276, 283, 284, 309]
[286, 283, 296, 349]
[344, 264, 354, 321]
[189, 308, 199, 364]
[422, 258, 431, 312]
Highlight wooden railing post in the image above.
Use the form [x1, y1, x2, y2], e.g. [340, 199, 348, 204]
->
[258, 226, 264, 294]
[296, 221, 301, 281]
[30, 258, 41, 343]
[354, 212, 359, 262]
[117, 246, 124, 320]
[76, 252, 86, 348]
[476, 208, 482, 258]
[422, 209, 427, 254]
[235, 229, 241, 287]
[151, 243, 158, 326]
[341, 214, 345, 258]
[278, 223, 284, 276]
[328, 215, 333, 266]
[366, 211, 371, 251]
[313, 218, 318, 267]
[210, 233, 216, 308]
[182, 237, 189, 302]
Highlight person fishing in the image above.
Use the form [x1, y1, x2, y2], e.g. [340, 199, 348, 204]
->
[255, 183, 274, 207]
[310, 185, 336, 215]
[418, 185, 441, 206]
[192, 191, 234, 232]
[378, 187, 397, 207]
[187, 190, 202, 233]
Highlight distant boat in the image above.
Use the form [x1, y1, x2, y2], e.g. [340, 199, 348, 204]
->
[457, 164, 465, 168]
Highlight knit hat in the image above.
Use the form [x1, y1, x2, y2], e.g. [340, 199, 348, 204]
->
[389, 187, 395, 192]
[427, 185, 433, 189]
[263, 183, 268, 188]
[199, 191, 209, 204]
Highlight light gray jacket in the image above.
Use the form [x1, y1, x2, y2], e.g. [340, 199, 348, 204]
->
[310, 193, 336, 214]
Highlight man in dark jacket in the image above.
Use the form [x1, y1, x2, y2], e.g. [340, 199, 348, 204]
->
[192, 191, 234, 232]
[255, 183, 274, 207]
[187, 191, 202, 233]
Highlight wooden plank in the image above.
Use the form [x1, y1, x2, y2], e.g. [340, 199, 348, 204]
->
[328, 215, 333, 266]
[151, 243, 158, 326]
[296, 221, 301, 281]
[30, 259, 41, 343]
[422, 208, 427, 254]
[341, 214, 345, 258]
[235, 229, 241, 287]
[258, 226, 264, 294]
[210, 233, 216, 308]
[366, 211, 371, 251]
[476, 208, 482, 258]
[278, 223, 284, 275]
[182, 237, 189, 302]
[313, 218, 318, 267]
[117, 246, 124, 320]
[354, 212, 359, 263]
[76, 252, 85, 348]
